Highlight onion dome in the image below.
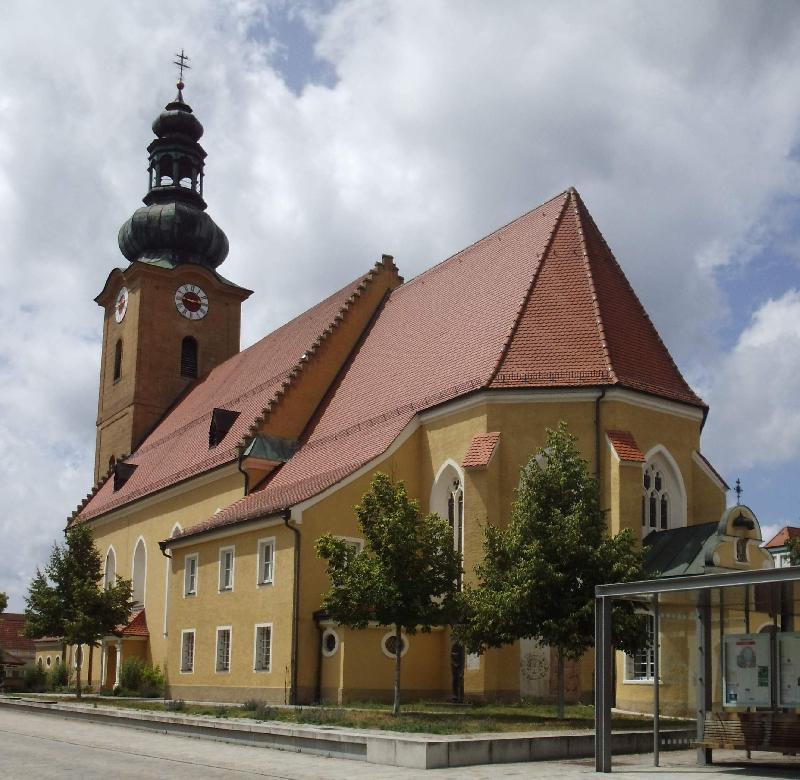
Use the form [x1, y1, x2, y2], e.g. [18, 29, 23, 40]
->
[117, 81, 229, 269]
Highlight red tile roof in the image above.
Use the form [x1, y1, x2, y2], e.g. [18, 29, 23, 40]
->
[0, 614, 35, 657]
[171, 189, 705, 542]
[462, 433, 501, 469]
[606, 430, 645, 463]
[117, 608, 149, 637]
[76, 267, 390, 521]
[764, 526, 800, 550]
[72, 188, 705, 540]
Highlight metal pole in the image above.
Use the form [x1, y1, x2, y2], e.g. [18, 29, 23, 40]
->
[697, 590, 712, 766]
[653, 593, 660, 767]
[595, 596, 613, 772]
[744, 585, 751, 760]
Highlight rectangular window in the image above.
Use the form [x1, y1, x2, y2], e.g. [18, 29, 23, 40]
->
[180, 629, 195, 673]
[184, 554, 198, 596]
[257, 539, 275, 585]
[219, 546, 234, 591]
[254, 624, 272, 672]
[215, 627, 231, 672]
[336, 536, 364, 555]
[626, 615, 655, 682]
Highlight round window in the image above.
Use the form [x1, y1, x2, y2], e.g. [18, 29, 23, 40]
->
[381, 632, 408, 658]
[321, 629, 339, 657]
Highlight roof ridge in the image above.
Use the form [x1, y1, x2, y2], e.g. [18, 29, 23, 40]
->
[486, 191, 571, 386]
[234, 255, 401, 454]
[396, 190, 571, 294]
[571, 189, 704, 406]
[570, 188, 618, 383]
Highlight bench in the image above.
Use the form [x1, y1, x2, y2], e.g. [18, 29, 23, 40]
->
[696, 712, 800, 754]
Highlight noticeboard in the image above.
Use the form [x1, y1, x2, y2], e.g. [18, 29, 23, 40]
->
[723, 633, 771, 707]
[778, 632, 800, 707]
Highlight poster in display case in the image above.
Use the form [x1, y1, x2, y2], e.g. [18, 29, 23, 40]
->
[723, 633, 772, 707]
[778, 632, 800, 708]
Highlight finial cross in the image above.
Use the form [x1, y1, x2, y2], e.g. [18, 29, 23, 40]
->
[174, 49, 191, 84]
[734, 478, 743, 505]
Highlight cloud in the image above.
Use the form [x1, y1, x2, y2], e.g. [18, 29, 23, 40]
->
[1, 0, 800, 608]
[703, 290, 800, 472]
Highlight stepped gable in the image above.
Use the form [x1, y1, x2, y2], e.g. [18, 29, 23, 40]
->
[76, 272, 374, 521]
[491, 189, 704, 407]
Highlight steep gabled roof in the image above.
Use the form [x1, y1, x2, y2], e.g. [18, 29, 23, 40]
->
[171, 188, 705, 542]
[77, 264, 394, 521]
[764, 526, 800, 550]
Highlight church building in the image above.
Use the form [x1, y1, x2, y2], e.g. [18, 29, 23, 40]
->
[40, 80, 770, 709]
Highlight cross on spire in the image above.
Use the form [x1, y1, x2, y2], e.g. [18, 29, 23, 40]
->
[734, 478, 743, 505]
[173, 49, 191, 87]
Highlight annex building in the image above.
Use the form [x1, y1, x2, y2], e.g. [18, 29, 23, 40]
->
[38, 81, 772, 709]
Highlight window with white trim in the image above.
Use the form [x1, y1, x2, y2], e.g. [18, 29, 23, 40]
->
[257, 539, 274, 585]
[641, 452, 684, 537]
[625, 615, 655, 682]
[184, 554, 198, 596]
[254, 624, 272, 671]
[215, 627, 231, 672]
[219, 547, 234, 591]
[181, 630, 195, 673]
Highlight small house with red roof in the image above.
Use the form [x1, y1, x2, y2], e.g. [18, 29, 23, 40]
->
[764, 526, 800, 568]
[44, 80, 772, 712]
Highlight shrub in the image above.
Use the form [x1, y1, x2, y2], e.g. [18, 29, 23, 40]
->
[119, 658, 144, 692]
[48, 662, 68, 690]
[240, 698, 263, 712]
[140, 664, 165, 698]
[23, 664, 48, 692]
[213, 705, 229, 719]
[165, 699, 185, 712]
[254, 702, 276, 720]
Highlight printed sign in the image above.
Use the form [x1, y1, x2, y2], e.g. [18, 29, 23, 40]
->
[778, 632, 800, 707]
[723, 633, 771, 707]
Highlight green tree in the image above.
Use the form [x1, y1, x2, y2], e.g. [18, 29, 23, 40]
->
[316, 473, 462, 715]
[0, 592, 7, 613]
[788, 537, 800, 566]
[460, 422, 646, 717]
[24, 523, 133, 698]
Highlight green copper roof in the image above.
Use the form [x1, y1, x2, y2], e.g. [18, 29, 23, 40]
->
[242, 435, 299, 463]
[643, 522, 718, 578]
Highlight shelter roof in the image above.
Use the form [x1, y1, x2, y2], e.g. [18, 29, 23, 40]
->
[117, 608, 149, 638]
[462, 433, 501, 470]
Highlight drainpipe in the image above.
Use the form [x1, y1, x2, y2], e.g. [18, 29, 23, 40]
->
[158, 540, 172, 559]
[283, 508, 300, 705]
[237, 450, 250, 495]
[595, 388, 607, 503]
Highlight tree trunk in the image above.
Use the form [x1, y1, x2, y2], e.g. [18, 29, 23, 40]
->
[87, 644, 94, 691]
[75, 646, 82, 700]
[556, 648, 565, 719]
[392, 624, 402, 716]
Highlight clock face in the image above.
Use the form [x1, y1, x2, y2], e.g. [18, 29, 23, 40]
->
[114, 287, 129, 323]
[175, 283, 209, 320]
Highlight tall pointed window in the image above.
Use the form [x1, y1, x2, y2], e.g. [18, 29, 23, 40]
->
[181, 336, 198, 378]
[641, 450, 685, 537]
[113, 340, 123, 382]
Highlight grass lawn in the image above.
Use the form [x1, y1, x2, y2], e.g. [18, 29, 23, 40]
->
[21, 695, 691, 735]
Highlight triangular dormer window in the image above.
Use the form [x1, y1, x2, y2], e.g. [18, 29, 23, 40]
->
[209, 408, 240, 448]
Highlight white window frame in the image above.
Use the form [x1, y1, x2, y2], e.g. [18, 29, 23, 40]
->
[257, 538, 275, 586]
[180, 628, 196, 674]
[184, 553, 198, 597]
[253, 623, 273, 672]
[215, 626, 232, 673]
[624, 614, 657, 684]
[335, 535, 364, 555]
[218, 545, 235, 592]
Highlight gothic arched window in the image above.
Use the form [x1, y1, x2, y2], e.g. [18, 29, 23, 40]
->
[642, 451, 684, 537]
[181, 336, 198, 378]
[430, 462, 464, 588]
[113, 339, 123, 382]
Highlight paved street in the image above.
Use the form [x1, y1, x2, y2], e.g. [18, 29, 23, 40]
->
[1, 708, 799, 779]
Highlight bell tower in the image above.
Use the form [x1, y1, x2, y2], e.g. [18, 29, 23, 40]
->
[94, 70, 251, 482]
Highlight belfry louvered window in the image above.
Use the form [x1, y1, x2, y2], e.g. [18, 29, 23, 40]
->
[180, 336, 198, 378]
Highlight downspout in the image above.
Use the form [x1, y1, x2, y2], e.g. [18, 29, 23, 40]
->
[237, 450, 250, 495]
[595, 387, 607, 491]
[283, 508, 300, 705]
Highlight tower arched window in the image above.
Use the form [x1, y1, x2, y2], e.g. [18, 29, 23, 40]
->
[641, 450, 685, 537]
[113, 339, 123, 383]
[181, 336, 198, 378]
[158, 154, 174, 186]
[104, 548, 116, 590]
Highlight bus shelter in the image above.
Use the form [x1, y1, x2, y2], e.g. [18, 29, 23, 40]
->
[595, 566, 800, 773]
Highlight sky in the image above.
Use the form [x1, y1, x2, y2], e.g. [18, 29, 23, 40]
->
[1, 0, 799, 611]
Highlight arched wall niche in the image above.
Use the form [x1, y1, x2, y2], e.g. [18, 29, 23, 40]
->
[104, 546, 117, 589]
[131, 537, 147, 607]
